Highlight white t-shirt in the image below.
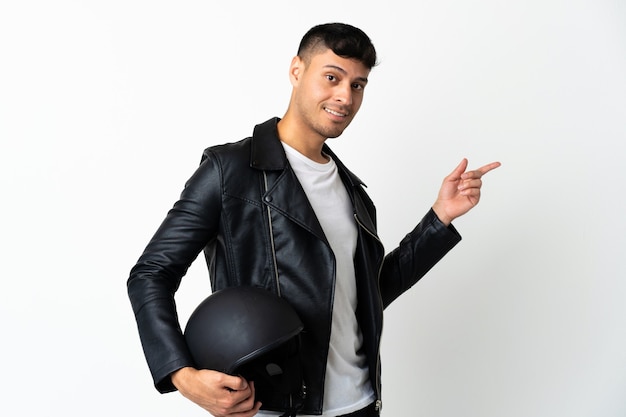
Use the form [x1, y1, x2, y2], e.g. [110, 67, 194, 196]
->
[256, 143, 375, 416]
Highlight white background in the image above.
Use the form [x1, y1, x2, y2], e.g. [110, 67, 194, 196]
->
[1, 1, 625, 416]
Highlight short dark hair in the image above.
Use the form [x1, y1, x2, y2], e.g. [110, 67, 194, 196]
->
[297, 23, 378, 69]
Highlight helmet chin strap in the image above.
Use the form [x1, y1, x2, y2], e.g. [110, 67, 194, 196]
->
[279, 407, 298, 417]
[238, 335, 306, 416]
[278, 381, 306, 417]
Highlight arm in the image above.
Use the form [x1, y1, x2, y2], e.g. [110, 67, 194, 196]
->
[127, 152, 222, 391]
[379, 159, 500, 306]
[127, 152, 263, 415]
[379, 208, 462, 307]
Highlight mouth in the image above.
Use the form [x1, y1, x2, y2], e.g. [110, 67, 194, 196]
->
[324, 107, 348, 118]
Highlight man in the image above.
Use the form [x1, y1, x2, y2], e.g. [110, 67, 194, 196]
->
[127, 23, 500, 417]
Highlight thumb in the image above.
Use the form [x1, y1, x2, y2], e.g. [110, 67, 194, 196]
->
[224, 374, 249, 391]
[447, 158, 468, 180]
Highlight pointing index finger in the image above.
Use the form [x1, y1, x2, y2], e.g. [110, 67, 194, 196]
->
[477, 161, 501, 176]
[460, 161, 501, 180]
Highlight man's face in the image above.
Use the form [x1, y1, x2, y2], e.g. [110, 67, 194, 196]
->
[290, 48, 370, 140]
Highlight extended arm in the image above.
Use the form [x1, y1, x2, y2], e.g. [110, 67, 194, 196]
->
[378, 159, 500, 306]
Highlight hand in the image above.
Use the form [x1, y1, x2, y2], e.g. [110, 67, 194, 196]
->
[171, 367, 262, 417]
[432, 158, 501, 226]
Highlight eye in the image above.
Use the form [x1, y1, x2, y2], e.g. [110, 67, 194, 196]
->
[326, 74, 337, 82]
[352, 82, 365, 91]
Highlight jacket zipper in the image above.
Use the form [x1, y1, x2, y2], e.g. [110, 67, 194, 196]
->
[263, 171, 281, 297]
[354, 212, 385, 414]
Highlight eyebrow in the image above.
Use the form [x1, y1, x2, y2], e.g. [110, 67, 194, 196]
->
[323, 64, 369, 84]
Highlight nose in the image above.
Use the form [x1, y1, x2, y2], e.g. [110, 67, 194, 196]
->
[334, 82, 353, 106]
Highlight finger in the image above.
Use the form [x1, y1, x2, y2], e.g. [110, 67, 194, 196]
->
[458, 178, 482, 191]
[229, 393, 256, 413]
[249, 400, 263, 416]
[228, 381, 258, 414]
[461, 162, 501, 180]
[223, 375, 249, 392]
[477, 161, 501, 176]
[447, 158, 468, 180]
[460, 187, 481, 198]
[232, 402, 263, 417]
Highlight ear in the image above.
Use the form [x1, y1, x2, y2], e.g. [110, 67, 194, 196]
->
[289, 56, 304, 87]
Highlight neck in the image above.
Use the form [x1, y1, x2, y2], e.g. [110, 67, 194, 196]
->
[277, 113, 328, 163]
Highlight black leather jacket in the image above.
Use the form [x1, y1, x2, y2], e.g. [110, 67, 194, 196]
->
[127, 117, 461, 415]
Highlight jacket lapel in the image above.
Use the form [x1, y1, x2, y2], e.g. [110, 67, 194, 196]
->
[250, 118, 327, 242]
[323, 145, 378, 236]
[264, 168, 327, 242]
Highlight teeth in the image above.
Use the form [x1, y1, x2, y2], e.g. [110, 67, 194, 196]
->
[325, 108, 345, 117]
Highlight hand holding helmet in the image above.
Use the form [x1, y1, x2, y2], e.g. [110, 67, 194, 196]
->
[171, 366, 261, 417]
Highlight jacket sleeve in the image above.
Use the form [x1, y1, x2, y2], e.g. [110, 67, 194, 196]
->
[379, 208, 462, 308]
[127, 150, 222, 393]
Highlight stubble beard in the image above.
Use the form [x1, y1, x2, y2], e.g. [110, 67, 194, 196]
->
[310, 109, 353, 140]
[294, 95, 353, 140]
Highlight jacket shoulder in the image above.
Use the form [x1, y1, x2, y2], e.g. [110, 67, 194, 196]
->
[199, 117, 284, 170]
[201, 136, 252, 167]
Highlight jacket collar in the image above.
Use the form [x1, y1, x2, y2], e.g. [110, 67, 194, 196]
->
[250, 117, 287, 171]
[249, 117, 367, 188]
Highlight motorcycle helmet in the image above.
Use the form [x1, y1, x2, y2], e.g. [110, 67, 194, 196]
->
[184, 286, 306, 415]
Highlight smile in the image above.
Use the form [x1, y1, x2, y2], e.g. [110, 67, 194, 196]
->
[324, 107, 347, 117]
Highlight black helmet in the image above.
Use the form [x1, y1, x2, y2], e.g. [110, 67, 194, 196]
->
[184, 286, 306, 415]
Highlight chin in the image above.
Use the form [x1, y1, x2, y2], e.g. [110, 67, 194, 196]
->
[325, 132, 342, 139]
[321, 124, 350, 139]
